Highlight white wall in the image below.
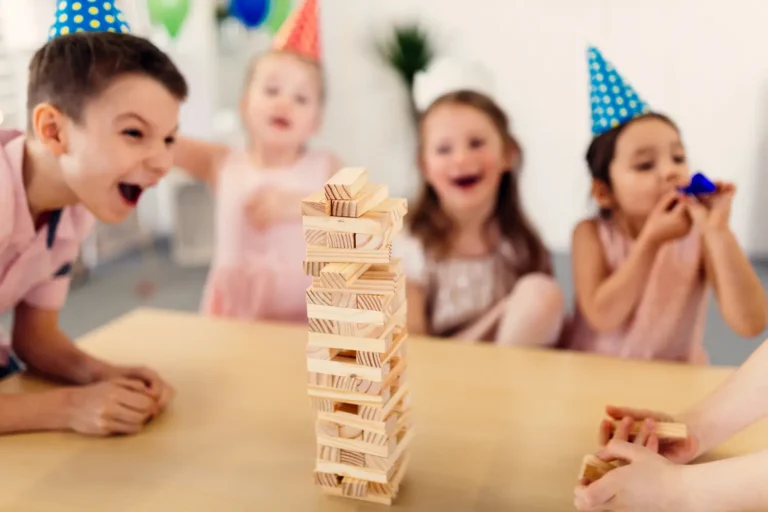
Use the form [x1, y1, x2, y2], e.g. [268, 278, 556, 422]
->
[5, 1, 768, 257]
[314, 0, 768, 256]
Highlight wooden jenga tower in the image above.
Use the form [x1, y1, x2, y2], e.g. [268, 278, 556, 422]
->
[301, 168, 412, 505]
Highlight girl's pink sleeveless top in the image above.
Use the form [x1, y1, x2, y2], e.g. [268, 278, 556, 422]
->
[564, 218, 709, 364]
[201, 148, 332, 322]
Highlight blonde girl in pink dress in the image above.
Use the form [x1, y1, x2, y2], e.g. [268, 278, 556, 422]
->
[174, 1, 341, 323]
[564, 47, 767, 364]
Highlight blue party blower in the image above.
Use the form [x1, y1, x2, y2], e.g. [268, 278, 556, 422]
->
[680, 172, 716, 195]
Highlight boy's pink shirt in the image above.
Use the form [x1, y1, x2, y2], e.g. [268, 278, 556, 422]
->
[0, 129, 95, 321]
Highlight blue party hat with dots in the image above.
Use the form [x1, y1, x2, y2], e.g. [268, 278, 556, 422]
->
[48, 0, 131, 40]
[588, 46, 650, 136]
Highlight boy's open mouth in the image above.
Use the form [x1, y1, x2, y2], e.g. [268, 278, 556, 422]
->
[118, 183, 143, 205]
[452, 173, 483, 189]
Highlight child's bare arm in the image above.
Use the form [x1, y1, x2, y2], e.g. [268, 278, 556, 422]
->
[12, 302, 109, 385]
[172, 136, 229, 185]
[0, 390, 71, 434]
[572, 219, 659, 333]
[681, 449, 768, 512]
[405, 283, 429, 336]
[702, 227, 768, 337]
[677, 336, 768, 458]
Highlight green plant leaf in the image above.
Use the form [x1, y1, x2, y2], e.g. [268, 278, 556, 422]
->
[375, 22, 436, 91]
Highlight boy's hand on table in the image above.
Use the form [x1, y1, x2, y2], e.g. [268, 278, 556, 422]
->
[91, 364, 174, 417]
[62, 378, 158, 436]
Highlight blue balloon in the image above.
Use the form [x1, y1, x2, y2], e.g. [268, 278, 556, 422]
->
[230, 0, 270, 28]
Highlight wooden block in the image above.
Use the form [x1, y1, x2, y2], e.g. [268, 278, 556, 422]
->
[301, 190, 330, 216]
[317, 445, 341, 463]
[307, 303, 387, 326]
[308, 328, 393, 353]
[324, 168, 367, 200]
[308, 302, 405, 337]
[316, 431, 396, 458]
[310, 397, 335, 412]
[308, 373, 385, 397]
[369, 197, 407, 221]
[327, 232, 356, 249]
[306, 289, 358, 308]
[338, 425, 365, 440]
[314, 471, 342, 488]
[356, 293, 388, 311]
[610, 420, 688, 441]
[356, 351, 382, 368]
[308, 317, 338, 334]
[317, 420, 340, 438]
[321, 453, 410, 504]
[303, 260, 327, 277]
[307, 355, 390, 383]
[306, 346, 338, 360]
[331, 183, 388, 218]
[304, 228, 328, 246]
[305, 245, 391, 265]
[302, 197, 406, 236]
[339, 449, 367, 467]
[578, 454, 623, 484]
[341, 477, 368, 499]
[319, 262, 370, 289]
[355, 217, 403, 250]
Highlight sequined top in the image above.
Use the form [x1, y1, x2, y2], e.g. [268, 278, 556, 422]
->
[394, 230, 518, 337]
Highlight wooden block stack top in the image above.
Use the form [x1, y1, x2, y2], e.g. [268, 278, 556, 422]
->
[301, 168, 411, 505]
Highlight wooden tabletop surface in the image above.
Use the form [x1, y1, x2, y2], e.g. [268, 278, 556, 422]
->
[1, 308, 766, 511]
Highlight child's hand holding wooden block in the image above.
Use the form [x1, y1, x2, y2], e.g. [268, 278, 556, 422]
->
[578, 420, 689, 484]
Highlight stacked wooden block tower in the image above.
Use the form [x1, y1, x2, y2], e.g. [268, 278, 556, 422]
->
[301, 167, 412, 505]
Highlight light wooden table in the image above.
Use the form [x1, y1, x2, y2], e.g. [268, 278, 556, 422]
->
[1, 308, 767, 511]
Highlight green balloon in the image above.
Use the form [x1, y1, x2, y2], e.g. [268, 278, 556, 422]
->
[265, 0, 292, 34]
[146, 0, 190, 39]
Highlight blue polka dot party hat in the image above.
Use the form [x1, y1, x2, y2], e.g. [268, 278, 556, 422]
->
[588, 46, 650, 136]
[48, 0, 131, 40]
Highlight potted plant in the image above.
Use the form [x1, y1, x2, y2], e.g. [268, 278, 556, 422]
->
[375, 22, 436, 121]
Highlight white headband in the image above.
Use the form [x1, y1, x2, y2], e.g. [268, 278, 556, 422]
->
[412, 56, 496, 112]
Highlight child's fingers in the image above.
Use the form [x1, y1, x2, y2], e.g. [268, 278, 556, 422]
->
[646, 434, 660, 453]
[598, 418, 614, 446]
[605, 405, 671, 422]
[655, 191, 683, 213]
[612, 416, 635, 442]
[632, 418, 654, 447]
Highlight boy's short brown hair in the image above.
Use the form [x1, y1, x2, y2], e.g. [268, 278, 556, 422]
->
[26, 32, 188, 128]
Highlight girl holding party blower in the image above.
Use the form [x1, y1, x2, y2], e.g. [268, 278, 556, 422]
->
[563, 46, 767, 363]
[395, 58, 566, 346]
[173, 0, 342, 323]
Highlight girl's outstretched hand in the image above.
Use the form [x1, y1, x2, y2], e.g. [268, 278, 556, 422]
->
[682, 181, 736, 231]
[599, 405, 700, 465]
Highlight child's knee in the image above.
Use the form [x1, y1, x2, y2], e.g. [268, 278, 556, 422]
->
[513, 273, 565, 318]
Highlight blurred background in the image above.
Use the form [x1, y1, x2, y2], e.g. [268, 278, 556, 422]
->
[1, 0, 767, 365]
